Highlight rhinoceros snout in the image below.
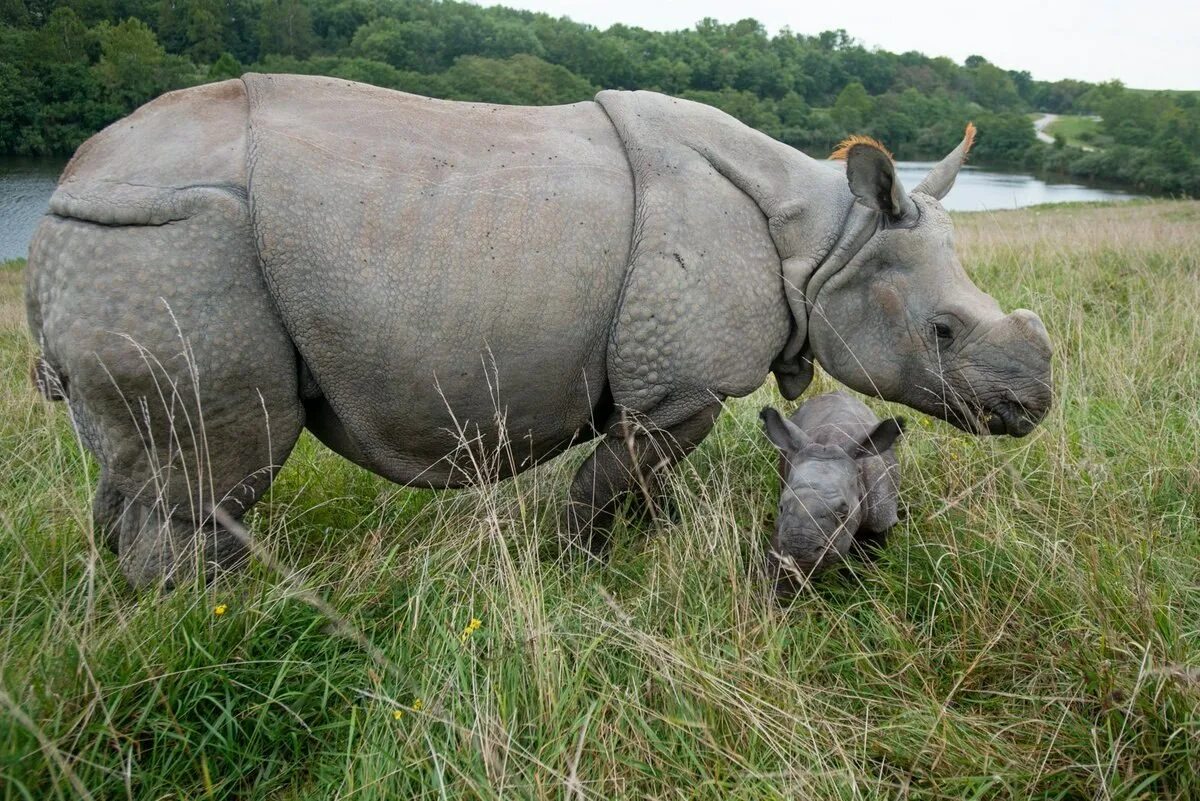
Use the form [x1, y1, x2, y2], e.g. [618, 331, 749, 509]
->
[969, 309, 1052, 437]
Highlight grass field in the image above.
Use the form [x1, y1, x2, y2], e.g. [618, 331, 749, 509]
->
[1044, 116, 1103, 149]
[2, 201, 1199, 799]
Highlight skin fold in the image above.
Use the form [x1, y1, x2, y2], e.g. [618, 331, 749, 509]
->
[25, 76, 1053, 588]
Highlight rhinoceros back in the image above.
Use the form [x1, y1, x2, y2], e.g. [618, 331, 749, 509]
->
[242, 75, 634, 484]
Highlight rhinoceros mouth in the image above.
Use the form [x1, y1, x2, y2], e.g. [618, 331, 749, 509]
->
[988, 400, 1045, 437]
[934, 395, 990, 435]
[941, 396, 1043, 437]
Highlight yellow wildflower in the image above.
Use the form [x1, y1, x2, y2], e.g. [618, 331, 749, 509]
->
[460, 617, 483, 643]
[411, 698, 424, 712]
[213, 604, 228, 616]
[392, 709, 404, 720]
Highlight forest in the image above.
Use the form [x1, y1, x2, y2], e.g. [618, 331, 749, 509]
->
[2, 0, 1198, 194]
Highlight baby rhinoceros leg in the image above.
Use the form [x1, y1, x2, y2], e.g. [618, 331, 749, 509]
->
[850, 429, 904, 564]
[850, 527, 889, 562]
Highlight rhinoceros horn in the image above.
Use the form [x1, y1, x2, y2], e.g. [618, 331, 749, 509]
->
[914, 122, 977, 200]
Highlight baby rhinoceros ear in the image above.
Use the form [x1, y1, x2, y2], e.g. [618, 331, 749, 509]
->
[760, 407, 810, 452]
[851, 417, 906, 459]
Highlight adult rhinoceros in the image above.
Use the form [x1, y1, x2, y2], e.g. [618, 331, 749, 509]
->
[26, 75, 1052, 587]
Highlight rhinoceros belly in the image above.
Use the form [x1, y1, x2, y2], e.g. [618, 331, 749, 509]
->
[243, 75, 633, 485]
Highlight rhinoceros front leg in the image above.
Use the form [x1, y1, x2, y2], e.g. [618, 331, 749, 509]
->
[562, 403, 721, 555]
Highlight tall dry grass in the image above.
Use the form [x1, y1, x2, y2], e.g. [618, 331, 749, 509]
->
[1, 200, 1197, 799]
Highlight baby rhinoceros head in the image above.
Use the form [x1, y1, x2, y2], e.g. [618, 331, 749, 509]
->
[759, 407, 905, 583]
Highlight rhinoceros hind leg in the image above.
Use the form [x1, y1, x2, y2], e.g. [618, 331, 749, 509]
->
[562, 403, 720, 555]
[27, 187, 303, 589]
[624, 491, 681, 530]
[93, 472, 241, 584]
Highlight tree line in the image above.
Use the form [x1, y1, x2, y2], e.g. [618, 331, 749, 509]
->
[2, 0, 1198, 194]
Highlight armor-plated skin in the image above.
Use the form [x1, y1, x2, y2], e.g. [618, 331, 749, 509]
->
[25, 76, 1053, 587]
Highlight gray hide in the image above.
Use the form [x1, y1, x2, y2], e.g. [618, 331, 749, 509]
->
[760, 392, 904, 584]
[25, 76, 1053, 587]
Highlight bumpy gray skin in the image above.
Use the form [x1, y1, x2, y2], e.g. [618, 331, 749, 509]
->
[760, 392, 905, 587]
[25, 75, 1053, 589]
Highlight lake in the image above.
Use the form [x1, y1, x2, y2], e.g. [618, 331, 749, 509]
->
[0, 156, 1142, 261]
[1, 158, 66, 262]
[894, 161, 1143, 212]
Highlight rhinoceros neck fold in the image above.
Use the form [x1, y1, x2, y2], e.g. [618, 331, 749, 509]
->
[595, 89, 828, 418]
[598, 90, 863, 402]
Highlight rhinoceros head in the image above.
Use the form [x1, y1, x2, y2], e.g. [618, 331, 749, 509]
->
[805, 126, 1052, 436]
[759, 407, 905, 577]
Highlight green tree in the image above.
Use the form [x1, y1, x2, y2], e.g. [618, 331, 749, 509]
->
[1098, 89, 1164, 146]
[971, 110, 1036, 161]
[641, 56, 691, 94]
[0, 62, 40, 152]
[207, 50, 241, 80]
[1158, 137, 1194, 175]
[186, 0, 224, 62]
[29, 6, 93, 63]
[92, 17, 192, 108]
[351, 18, 443, 71]
[832, 80, 871, 130]
[970, 62, 1021, 110]
[0, 0, 30, 25]
[776, 90, 808, 127]
[259, 0, 315, 58]
[1157, 101, 1200, 151]
[440, 54, 594, 106]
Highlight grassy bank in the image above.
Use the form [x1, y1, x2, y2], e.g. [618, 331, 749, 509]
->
[1044, 115, 1102, 148]
[2, 202, 1199, 799]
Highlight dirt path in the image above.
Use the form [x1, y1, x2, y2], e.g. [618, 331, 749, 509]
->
[1032, 113, 1059, 144]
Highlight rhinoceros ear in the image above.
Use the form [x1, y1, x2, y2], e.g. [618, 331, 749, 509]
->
[830, 135, 916, 222]
[760, 407, 810, 452]
[914, 122, 977, 200]
[851, 417, 906, 459]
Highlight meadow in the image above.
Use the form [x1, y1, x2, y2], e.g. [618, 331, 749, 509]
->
[1044, 116, 1102, 149]
[1, 200, 1198, 799]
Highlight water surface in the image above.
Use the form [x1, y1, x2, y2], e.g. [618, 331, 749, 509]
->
[896, 161, 1140, 212]
[0, 157, 65, 261]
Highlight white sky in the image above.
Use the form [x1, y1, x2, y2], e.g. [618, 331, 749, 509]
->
[477, 0, 1200, 91]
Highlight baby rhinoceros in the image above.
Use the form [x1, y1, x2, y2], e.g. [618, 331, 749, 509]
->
[760, 392, 906, 583]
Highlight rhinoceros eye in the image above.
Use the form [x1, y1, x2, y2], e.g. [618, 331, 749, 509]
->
[933, 322, 954, 342]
